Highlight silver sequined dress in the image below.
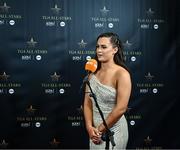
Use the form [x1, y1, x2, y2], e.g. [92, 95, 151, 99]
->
[89, 74, 128, 149]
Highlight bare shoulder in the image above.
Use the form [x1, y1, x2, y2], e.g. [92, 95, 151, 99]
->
[115, 66, 131, 83]
[88, 73, 94, 80]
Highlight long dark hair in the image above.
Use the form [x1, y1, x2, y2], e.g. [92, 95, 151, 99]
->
[95, 32, 129, 72]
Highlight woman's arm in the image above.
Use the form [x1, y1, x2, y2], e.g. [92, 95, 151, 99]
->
[97, 69, 132, 133]
[83, 86, 93, 130]
[83, 83, 102, 144]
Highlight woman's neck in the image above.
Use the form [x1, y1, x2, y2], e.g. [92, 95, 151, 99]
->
[100, 61, 116, 71]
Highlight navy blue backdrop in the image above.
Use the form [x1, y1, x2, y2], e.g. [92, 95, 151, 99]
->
[0, 0, 179, 149]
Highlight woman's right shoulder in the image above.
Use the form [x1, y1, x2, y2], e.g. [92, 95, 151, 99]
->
[88, 73, 94, 80]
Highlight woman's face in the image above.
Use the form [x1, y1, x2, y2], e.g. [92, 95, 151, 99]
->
[96, 37, 117, 62]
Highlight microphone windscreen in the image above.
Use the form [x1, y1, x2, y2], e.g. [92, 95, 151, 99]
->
[85, 59, 98, 73]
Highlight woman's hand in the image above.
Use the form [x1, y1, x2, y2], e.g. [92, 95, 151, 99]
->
[87, 126, 103, 145]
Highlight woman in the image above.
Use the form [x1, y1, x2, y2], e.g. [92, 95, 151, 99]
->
[83, 32, 132, 149]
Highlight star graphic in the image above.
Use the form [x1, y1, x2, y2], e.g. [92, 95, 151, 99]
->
[100, 6, 109, 15]
[145, 72, 154, 80]
[0, 139, 8, 148]
[0, 2, 10, 13]
[144, 136, 152, 145]
[26, 105, 36, 113]
[27, 37, 37, 48]
[123, 40, 132, 48]
[50, 138, 60, 147]
[77, 105, 83, 114]
[78, 39, 87, 48]
[0, 72, 10, 81]
[51, 4, 61, 14]
[51, 72, 60, 82]
[146, 8, 155, 16]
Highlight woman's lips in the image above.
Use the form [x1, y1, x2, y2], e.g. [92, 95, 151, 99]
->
[97, 54, 103, 57]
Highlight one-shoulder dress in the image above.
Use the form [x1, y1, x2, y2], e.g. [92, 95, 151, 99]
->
[88, 74, 128, 149]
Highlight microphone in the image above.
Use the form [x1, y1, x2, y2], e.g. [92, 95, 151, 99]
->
[84, 59, 98, 81]
[85, 58, 98, 73]
[80, 59, 98, 92]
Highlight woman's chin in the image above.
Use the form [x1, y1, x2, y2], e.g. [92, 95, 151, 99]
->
[97, 58, 104, 62]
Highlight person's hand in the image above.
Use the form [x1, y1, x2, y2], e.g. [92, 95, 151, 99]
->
[87, 126, 102, 145]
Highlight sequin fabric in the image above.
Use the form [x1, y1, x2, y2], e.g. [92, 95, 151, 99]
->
[88, 74, 128, 149]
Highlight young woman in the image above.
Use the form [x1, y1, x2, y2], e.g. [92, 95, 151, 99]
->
[83, 32, 132, 149]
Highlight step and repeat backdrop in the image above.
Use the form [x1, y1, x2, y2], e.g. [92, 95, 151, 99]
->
[0, 0, 179, 149]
